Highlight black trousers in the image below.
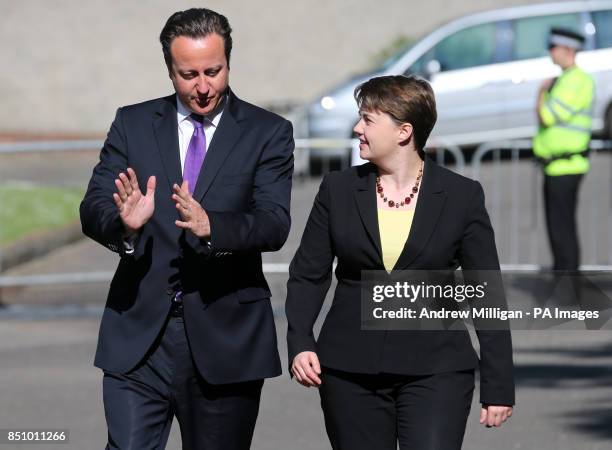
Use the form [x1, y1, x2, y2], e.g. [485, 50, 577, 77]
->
[319, 367, 475, 450]
[543, 174, 583, 271]
[102, 310, 263, 450]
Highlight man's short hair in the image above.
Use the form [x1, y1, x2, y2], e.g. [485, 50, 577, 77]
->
[354, 75, 437, 153]
[160, 8, 233, 69]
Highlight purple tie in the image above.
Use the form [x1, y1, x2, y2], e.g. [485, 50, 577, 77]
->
[184, 114, 207, 194]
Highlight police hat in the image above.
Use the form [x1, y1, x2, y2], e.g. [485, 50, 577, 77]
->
[548, 27, 585, 50]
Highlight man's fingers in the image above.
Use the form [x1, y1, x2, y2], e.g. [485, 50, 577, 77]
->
[173, 198, 191, 223]
[172, 193, 189, 210]
[173, 183, 191, 202]
[175, 220, 191, 229]
[115, 178, 128, 201]
[119, 172, 133, 195]
[113, 193, 123, 211]
[175, 202, 189, 221]
[127, 167, 139, 192]
[146, 176, 156, 197]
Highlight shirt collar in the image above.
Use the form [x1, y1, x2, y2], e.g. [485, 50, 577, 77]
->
[176, 94, 225, 128]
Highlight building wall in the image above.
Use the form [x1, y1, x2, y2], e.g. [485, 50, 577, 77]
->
[0, 0, 537, 133]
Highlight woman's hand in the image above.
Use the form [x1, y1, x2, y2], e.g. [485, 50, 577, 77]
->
[480, 405, 513, 427]
[291, 351, 322, 387]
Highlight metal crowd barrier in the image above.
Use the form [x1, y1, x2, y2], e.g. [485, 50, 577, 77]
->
[471, 139, 612, 268]
[0, 138, 610, 289]
[0, 139, 103, 153]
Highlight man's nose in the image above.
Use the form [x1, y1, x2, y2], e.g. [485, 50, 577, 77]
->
[195, 76, 210, 94]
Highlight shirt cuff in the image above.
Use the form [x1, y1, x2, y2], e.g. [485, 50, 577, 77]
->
[122, 233, 138, 255]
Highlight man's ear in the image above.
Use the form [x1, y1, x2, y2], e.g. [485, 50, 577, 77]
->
[166, 62, 175, 80]
[398, 122, 414, 146]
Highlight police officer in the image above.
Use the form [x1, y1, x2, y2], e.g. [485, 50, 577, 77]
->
[534, 27, 594, 271]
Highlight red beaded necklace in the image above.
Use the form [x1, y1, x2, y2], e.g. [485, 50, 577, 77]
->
[376, 162, 424, 208]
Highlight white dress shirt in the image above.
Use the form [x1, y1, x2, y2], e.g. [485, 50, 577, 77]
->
[176, 95, 224, 174]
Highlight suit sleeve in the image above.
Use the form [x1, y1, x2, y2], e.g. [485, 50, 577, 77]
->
[285, 174, 334, 366]
[79, 108, 131, 256]
[205, 119, 294, 253]
[459, 180, 515, 406]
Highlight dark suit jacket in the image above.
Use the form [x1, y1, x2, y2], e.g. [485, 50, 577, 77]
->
[286, 158, 515, 406]
[80, 90, 293, 384]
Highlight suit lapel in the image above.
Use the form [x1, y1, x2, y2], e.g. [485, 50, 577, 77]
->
[153, 96, 183, 190]
[353, 164, 383, 263]
[393, 157, 446, 270]
[193, 90, 245, 201]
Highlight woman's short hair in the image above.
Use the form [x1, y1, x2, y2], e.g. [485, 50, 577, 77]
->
[354, 75, 437, 152]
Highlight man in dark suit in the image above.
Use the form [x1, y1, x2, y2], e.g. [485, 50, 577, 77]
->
[80, 8, 293, 450]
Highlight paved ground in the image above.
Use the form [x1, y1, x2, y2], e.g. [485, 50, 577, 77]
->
[1, 318, 611, 450]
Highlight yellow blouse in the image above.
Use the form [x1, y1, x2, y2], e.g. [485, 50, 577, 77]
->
[377, 209, 414, 272]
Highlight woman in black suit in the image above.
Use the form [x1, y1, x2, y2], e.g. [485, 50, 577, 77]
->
[286, 75, 514, 449]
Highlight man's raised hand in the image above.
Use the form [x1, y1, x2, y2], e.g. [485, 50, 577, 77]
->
[113, 167, 156, 235]
[172, 181, 211, 239]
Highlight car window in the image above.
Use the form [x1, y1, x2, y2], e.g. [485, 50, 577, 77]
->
[408, 51, 430, 76]
[512, 13, 581, 60]
[408, 23, 497, 74]
[435, 24, 497, 71]
[592, 9, 612, 49]
[381, 40, 417, 70]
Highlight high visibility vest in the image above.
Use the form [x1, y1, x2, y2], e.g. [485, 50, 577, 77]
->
[533, 66, 594, 176]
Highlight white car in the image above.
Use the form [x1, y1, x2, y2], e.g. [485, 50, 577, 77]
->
[306, 0, 612, 166]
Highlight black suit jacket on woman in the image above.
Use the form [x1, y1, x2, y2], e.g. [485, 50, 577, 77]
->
[81, 90, 293, 384]
[286, 158, 515, 406]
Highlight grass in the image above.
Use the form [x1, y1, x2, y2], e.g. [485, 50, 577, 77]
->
[0, 183, 84, 245]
